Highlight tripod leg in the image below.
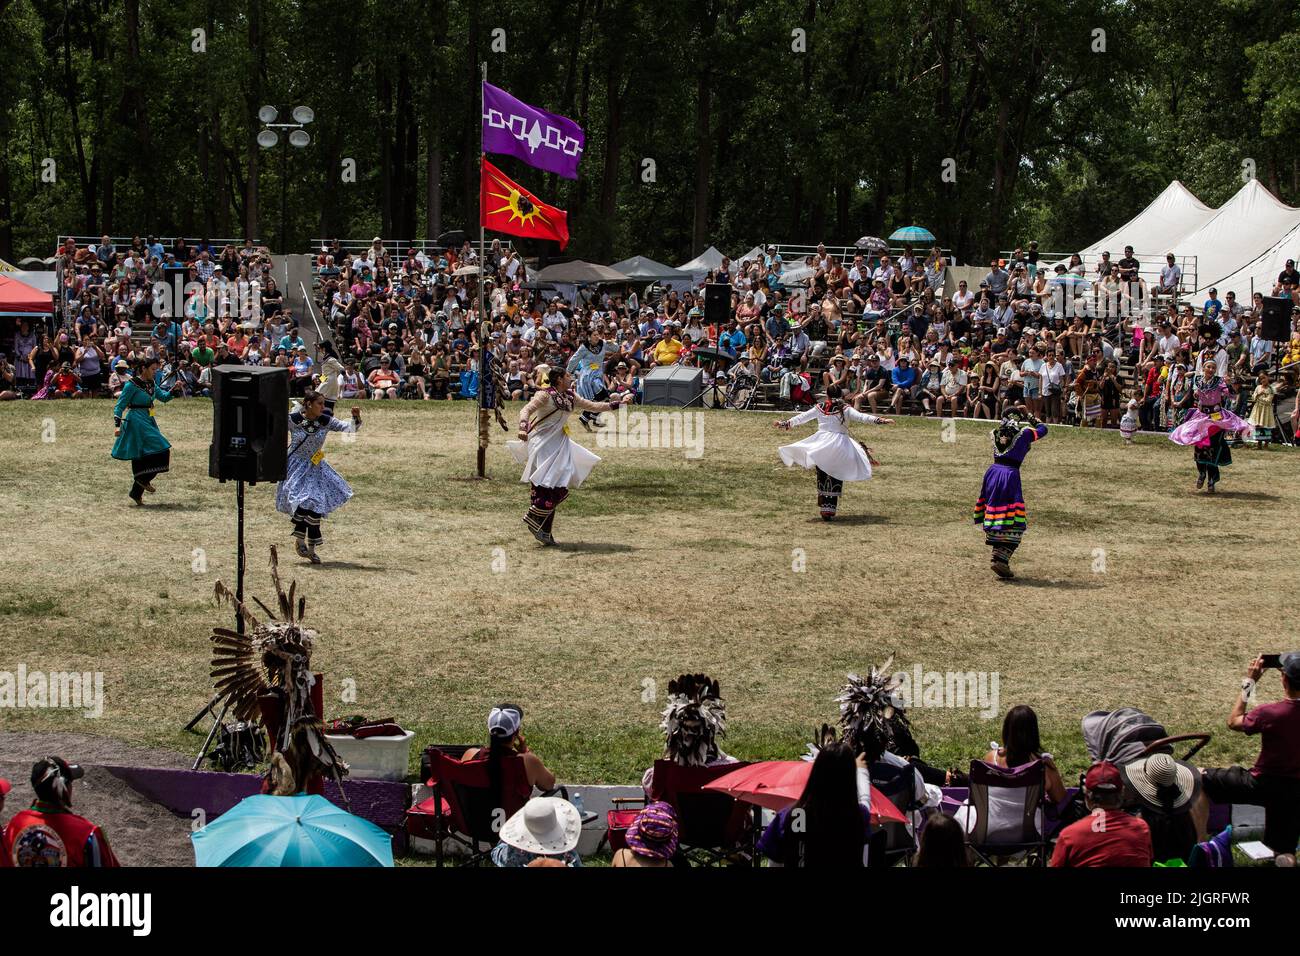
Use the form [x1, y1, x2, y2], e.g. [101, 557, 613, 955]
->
[184, 693, 221, 733]
[192, 700, 231, 771]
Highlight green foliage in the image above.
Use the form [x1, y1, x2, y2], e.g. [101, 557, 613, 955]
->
[1, 0, 1299, 263]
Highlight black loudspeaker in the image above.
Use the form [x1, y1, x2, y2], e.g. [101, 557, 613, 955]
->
[209, 365, 289, 484]
[703, 283, 731, 326]
[1259, 296, 1293, 342]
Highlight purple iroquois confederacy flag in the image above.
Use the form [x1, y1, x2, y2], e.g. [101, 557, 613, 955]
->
[481, 82, 585, 179]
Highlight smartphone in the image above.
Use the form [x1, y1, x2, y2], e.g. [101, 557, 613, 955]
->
[1261, 654, 1282, 669]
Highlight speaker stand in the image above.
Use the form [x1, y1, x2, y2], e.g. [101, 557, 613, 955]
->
[185, 479, 246, 766]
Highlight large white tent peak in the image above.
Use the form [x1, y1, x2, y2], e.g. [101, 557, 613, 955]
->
[1168, 179, 1300, 293]
[1071, 180, 1216, 266]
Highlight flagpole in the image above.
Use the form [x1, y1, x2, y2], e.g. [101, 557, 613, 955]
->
[477, 60, 489, 479]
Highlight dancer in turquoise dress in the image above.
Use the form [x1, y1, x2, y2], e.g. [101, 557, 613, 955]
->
[276, 388, 362, 563]
[111, 353, 174, 505]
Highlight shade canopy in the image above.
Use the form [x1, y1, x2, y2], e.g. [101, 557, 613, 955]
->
[610, 254, 693, 283]
[534, 260, 629, 285]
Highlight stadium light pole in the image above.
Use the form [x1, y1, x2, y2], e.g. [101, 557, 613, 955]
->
[257, 105, 314, 253]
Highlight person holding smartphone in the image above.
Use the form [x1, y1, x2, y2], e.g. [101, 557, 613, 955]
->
[1200, 653, 1300, 865]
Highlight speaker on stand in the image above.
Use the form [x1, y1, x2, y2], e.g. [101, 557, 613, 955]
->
[188, 365, 290, 762]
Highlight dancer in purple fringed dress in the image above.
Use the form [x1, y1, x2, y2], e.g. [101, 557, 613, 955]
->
[974, 407, 1048, 580]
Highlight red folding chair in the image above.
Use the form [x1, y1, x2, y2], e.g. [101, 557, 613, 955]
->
[405, 749, 531, 867]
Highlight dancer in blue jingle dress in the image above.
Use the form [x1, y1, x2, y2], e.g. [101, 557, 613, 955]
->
[111, 353, 175, 505]
[276, 388, 362, 563]
[974, 407, 1048, 580]
[1168, 358, 1252, 493]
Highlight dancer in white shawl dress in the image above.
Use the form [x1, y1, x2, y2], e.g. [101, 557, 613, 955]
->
[775, 385, 893, 520]
[508, 365, 632, 545]
[276, 389, 362, 563]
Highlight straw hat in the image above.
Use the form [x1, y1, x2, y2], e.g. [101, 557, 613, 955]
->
[1122, 752, 1200, 811]
[498, 797, 581, 856]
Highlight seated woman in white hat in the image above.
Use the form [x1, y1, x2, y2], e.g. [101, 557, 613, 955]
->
[491, 796, 582, 868]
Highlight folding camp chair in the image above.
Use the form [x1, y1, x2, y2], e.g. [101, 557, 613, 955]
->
[965, 758, 1048, 866]
[405, 749, 531, 867]
[868, 760, 922, 867]
[649, 760, 754, 866]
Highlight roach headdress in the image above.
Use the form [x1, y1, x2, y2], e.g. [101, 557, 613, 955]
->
[835, 659, 916, 761]
[660, 673, 727, 766]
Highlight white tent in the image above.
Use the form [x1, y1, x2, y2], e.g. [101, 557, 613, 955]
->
[677, 245, 728, 283]
[1193, 214, 1300, 301]
[1073, 180, 1216, 265]
[734, 245, 767, 268]
[610, 255, 694, 292]
[12, 271, 59, 294]
[1168, 179, 1300, 293]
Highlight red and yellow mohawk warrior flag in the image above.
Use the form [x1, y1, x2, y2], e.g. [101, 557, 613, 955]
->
[480, 158, 570, 249]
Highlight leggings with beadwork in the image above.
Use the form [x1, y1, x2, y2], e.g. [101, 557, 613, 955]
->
[525, 485, 569, 534]
[292, 507, 324, 546]
[816, 467, 843, 516]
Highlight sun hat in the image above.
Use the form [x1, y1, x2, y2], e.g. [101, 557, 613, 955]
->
[499, 797, 581, 856]
[624, 801, 679, 860]
[1121, 752, 1200, 811]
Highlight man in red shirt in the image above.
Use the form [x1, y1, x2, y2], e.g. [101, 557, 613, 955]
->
[1201, 653, 1300, 864]
[1050, 762, 1153, 867]
[2, 757, 119, 867]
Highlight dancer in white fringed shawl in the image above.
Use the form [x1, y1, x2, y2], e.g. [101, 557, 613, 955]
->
[508, 365, 632, 546]
[774, 384, 893, 520]
[276, 388, 362, 563]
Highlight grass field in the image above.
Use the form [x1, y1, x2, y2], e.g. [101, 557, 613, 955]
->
[0, 397, 1293, 784]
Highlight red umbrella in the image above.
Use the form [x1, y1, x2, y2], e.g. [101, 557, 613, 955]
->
[702, 760, 908, 825]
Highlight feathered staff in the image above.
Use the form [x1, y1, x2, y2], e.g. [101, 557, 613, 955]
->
[659, 673, 727, 767]
[209, 546, 348, 793]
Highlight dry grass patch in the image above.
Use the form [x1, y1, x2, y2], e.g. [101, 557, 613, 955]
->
[0, 398, 1293, 782]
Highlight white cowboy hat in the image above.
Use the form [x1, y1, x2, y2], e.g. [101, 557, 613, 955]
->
[1122, 752, 1200, 811]
[498, 797, 581, 855]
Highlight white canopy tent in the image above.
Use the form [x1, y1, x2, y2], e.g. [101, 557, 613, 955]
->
[1167, 179, 1300, 294]
[677, 245, 729, 283]
[1192, 220, 1300, 301]
[610, 255, 694, 292]
[1072, 180, 1216, 266]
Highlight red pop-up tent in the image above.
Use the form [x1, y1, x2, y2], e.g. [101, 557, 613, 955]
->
[0, 273, 54, 315]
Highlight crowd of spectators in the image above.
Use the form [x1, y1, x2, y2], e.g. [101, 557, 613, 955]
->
[4, 651, 1296, 868]
[3, 233, 1298, 445]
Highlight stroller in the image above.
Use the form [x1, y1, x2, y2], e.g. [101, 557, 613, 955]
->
[1077, 708, 1213, 861]
[1082, 707, 1211, 767]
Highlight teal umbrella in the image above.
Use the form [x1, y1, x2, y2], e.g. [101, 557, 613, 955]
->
[192, 794, 394, 867]
[888, 226, 936, 243]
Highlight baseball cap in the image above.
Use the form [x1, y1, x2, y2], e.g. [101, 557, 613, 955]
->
[1084, 761, 1123, 793]
[488, 705, 522, 739]
[1282, 651, 1300, 683]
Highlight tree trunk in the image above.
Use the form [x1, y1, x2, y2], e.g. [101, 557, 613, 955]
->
[245, 0, 263, 242]
[598, 56, 623, 260]
[691, 1, 719, 254]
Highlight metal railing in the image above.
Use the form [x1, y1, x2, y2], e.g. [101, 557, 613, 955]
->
[768, 243, 958, 268]
[309, 238, 512, 265]
[1005, 249, 1199, 301]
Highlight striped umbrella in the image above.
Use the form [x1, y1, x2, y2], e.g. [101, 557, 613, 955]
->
[888, 226, 936, 243]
